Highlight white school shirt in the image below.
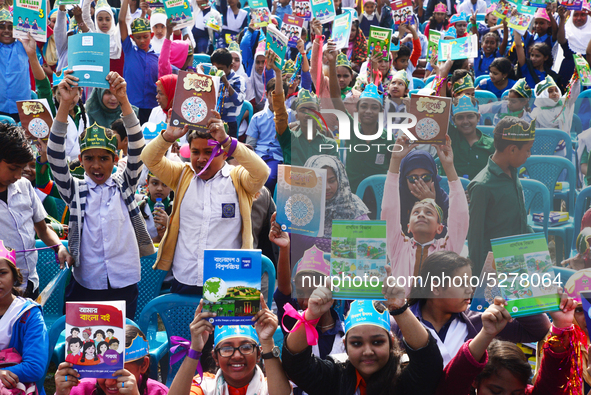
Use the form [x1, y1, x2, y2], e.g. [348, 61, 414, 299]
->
[77, 175, 141, 290]
[172, 163, 242, 286]
[0, 179, 47, 290]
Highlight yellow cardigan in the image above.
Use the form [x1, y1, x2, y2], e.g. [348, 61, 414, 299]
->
[141, 133, 270, 271]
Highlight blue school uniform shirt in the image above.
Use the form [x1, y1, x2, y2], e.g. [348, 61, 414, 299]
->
[122, 36, 158, 109]
[522, 31, 554, 56]
[0, 40, 31, 114]
[275, 3, 292, 22]
[478, 78, 515, 99]
[520, 62, 546, 95]
[473, 50, 500, 78]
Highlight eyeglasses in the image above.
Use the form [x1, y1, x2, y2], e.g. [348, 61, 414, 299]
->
[215, 343, 257, 358]
[406, 174, 433, 184]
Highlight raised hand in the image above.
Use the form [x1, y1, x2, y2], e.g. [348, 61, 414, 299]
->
[269, 212, 289, 248]
[265, 49, 280, 73]
[206, 110, 228, 143]
[548, 292, 577, 329]
[382, 265, 406, 311]
[325, 39, 338, 64]
[163, 112, 190, 143]
[253, 294, 278, 341]
[434, 135, 454, 168]
[18, 33, 37, 56]
[189, 300, 216, 352]
[481, 297, 512, 337]
[311, 19, 323, 38]
[54, 362, 80, 395]
[114, 369, 140, 395]
[106, 72, 128, 104]
[58, 70, 80, 106]
[389, 135, 417, 170]
[306, 287, 333, 320]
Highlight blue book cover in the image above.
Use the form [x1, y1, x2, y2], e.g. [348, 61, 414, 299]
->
[68, 33, 110, 88]
[438, 34, 478, 61]
[331, 12, 352, 50]
[163, 0, 193, 30]
[202, 249, 262, 325]
[310, 0, 336, 24]
[13, 0, 48, 42]
[266, 24, 289, 69]
[276, 165, 327, 238]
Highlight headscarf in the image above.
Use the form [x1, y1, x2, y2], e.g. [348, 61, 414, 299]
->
[349, 28, 367, 66]
[531, 76, 579, 132]
[565, 10, 591, 54]
[399, 150, 449, 231]
[169, 40, 191, 69]
[304, 155, 370, 237]
[86, 88, 135, 129]
[251, 42, 267, 104]
[157, 74, 178, 111]
[93, 2, 122, 59]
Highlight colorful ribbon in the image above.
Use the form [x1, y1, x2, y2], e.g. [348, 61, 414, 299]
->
[15, 244, 60, 266]
[281, 304, 320, 346]
[196, 137, 238, 176]
[316, 35, 325, 92]
[170, 336, 204, 381]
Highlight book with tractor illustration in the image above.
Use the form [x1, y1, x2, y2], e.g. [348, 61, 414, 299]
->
[202, 249, 262, 325]
[490, 233, 560, 317]
[330, 220, 388, 300]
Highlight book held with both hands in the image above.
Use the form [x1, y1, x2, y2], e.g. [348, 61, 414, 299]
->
[170, 71, 220, 132]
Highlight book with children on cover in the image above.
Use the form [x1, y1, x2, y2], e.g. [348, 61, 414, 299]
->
[574, 54, 591, 86]
[330, 12, 352, 50]
[250, 0, 271, 27]
[17, 99, 53, 139]
[293, 0, 312, 20]
[266, 24, 289, 69]
[367, 26, 392, 61]
[390, 0, 413, 24]
[490, 233, 561, 317]
[13, 0, 47, 42]
[407, 95, 452, 144]
[281, 14, 305, 48]
[276, 165, 327, 238]
[330, 220, 388, 300]
[163, 0, 193, 30]
[170, 71, 220, 132]
[65, 301, 125, 379]
[202, 249, 262, 325]
[310, 0, 336, 24]
[438, 34, 478, 61]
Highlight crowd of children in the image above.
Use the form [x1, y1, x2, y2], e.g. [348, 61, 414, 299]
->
[1, 0, 591, 393]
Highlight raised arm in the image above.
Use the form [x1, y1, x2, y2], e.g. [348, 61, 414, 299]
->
[499, 20, 509, 55]
[54, 6, 69, 69]
[119, 0, 130, 42]
[556, 6, 567, 45]
[513, 30, 526, 68]
[158, 20, 174, 78]
[269, 212, 291, 295]
[82, 0, 97, 32]
[327, 40, 347, 113]
[20, 34, 45, 81]
[269, 51, 289, 136]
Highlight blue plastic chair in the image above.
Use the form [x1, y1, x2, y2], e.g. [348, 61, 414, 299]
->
[476, 13, 486, 22]
[262, 255, 276, 307]
[572, 185, 591, 254]
[135, 252, 167, 323]
[409, 89, 420, 97]
[521, 179, 551, 241]
[0, 115, 16, 125]
[139, 294, 202, 386]
[518, 156, 576, 261]
[193, 54, 211, 67]
[531, 129, 573, 159]
[552, 266, 576, 287]
[419, 21, 428, 34]
[501, 90, 510, 100]
[237, 100, 253, 128]
[31, 90, 38, 99]
[479, 125, 495, 137]
[412, 77, 425, 89]
[474, 90, 497, 105]
[474, 75, 489, 87]
[36, 240, 69, 330]
[574, 89, 591, 125]
[425, 75, 436, 86]
[53, 197, 68, 223]
[439, 176, 470, 194]
[355, 175, 387, 219]
[572, 113, 583, 136]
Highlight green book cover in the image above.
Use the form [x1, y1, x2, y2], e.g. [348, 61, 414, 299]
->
[426, 30, 441, 63]
[330, 220, 388, 300]
[490, 233, 561, 317]
[574, 54, 591, 86]
[367, 26, 392, 61]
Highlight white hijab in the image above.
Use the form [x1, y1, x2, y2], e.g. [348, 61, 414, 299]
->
[531, 78, 580, 132]
[93, 6, 122, 59]
[230, 46, 254, 101]
[565, 11, 591, 54]
[251, 51, 267, 103]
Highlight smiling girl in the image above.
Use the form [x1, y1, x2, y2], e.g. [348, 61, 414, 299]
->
[514, 30, 563, 94]
[476, 58, 515, 98]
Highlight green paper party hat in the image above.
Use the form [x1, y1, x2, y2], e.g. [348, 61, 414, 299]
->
[282, 59, 296, 74]
[80, 123, 118, 154]
[95, 0, 110, 10]
[501, 118, 536, 142]
[336, 52, 352, 70]
[535, 76, 558, 97]
[392, 69, 409, 88]
[0, 9, 12, 23]
[296, 89, 319, 110]
[452, 74, 474, 95]
[227, 41, 240, 54]
[131, 18, 151, 34]
[510, 78, 532, 99]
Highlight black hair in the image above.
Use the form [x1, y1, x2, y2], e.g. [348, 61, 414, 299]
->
[450, 69, 474, 91]
[106, 328, 114, 334]
[342, 303, 404, 395]
[529, 42, 553, 71]
[211, 48, 233, 68]
[471, 340, 531, 394]
[266, 77, 289, 94]
[109, 338, 120, 346]
[408, 251, 473, 305]
[0, 124, 34, 164]
[186, 130, 214, 146]
[493, 116, 533, 151]
[97, 341, 110, 355]
[80, 342, 99, 363]
[428, 10, 449, 31]
[397, 44, 411, 59]
[69, 338, 84, 348]
[93, 329, 106, 339]
[70, 327, 80, 334]
[110, 118, 127, 140]
[1, 249, 24, 296]
[489, 57, 514, 79]
[482, 31, 500, 46]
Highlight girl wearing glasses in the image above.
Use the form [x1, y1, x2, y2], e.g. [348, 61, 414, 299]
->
[381, 135, 469, 291]
[169, 296, 292, 395]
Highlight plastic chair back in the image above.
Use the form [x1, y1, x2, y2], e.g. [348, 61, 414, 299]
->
[521, 179, 551, 240]
[412, 77, 425, 89]
[476, 13, 486, 21]
[474, 90, 497, 105]
[419, 21, 428, 34]
[139, 294, 202, 386]
[425, 75, 436, 86]
[474, 75, 489, 87]
[36, 240, 69, 329]
[355, 175, 387, 219]
[53, 197, 68, 223]
[31, 90, 38, 99]
[501, 90, 510, 99]
[135, 251, 167, 323]
[409, 89, 420, 97]
[0, 115, 16, 125]
[479, 125, 494, 137]
[237, 100, 253, 127]
[552, 266, 576, 287]
[518, 156, 576, 216]
[573, 185, 591, 250]
[572, 113, 583, 136]
[262, 255, 276, 307]
[574, 89, 591, 120]
[531, 128, 573, 159]
[193, 54, 211, 67]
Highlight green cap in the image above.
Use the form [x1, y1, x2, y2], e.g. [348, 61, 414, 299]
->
[131, 18, 151, 34]
[510, 78, 532, 99]
[80, 123, 118, 154]
[500, 118, 536, 142]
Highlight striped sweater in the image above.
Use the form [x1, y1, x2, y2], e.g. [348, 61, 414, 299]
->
[47, 112, 156, 266]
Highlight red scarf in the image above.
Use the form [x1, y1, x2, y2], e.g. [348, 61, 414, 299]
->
[158, 74, 178, 111]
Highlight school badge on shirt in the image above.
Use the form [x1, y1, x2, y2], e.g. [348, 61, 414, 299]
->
[222, 203, 236, 218]
[375, 154, 385, 165]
